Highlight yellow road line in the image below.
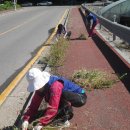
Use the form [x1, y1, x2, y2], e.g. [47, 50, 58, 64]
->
[0, 9, 69, 106]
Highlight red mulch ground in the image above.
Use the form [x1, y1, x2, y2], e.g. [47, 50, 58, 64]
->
[57, 7, 130, 130]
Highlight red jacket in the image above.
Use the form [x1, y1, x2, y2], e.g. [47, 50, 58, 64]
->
[23, 81, 63, 126]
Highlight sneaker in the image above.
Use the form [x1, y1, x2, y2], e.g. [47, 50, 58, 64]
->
[51, 120, 70, 128]
[63, 120, 70, 127]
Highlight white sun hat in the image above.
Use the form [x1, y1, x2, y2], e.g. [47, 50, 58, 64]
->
[26, 68, 51, 92]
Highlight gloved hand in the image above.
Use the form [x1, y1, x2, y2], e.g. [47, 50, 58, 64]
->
[22, 121, 29, 130]
[33, 125, 43, 130]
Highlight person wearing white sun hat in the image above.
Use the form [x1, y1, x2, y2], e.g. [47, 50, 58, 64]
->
[22, 68, 87, 130]
[26, 68, 51, 92]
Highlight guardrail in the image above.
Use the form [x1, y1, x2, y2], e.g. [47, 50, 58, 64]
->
[81, 4, 130, 44]
[100, 0, 130, 22]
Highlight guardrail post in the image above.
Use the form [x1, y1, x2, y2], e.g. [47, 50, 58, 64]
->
[13, 0, 17, 11]
[99, 23, 102, 30]
[113, 15, 117, 41]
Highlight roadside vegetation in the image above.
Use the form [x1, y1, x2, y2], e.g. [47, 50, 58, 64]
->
[0, 1, 21, 11]
[38, 37, 69, 74]
[71, 69, 127, 91]
[38, 36, 127, 91]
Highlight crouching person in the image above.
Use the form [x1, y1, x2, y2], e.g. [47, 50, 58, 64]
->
[56, 24, 71, 41]
[22, 68, 87, 130]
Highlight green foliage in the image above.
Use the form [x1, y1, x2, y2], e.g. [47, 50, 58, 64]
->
[42, 126, 58, 130]
[39, 38, 69, 74]
[71, 69, 121, 90]
[0, 1, 21, 11]
[48, 38, 69, 73]
[0, 1, 13, 10]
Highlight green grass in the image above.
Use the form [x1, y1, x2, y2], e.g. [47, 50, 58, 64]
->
[0, 1, 21, 11]
[71, 69, 122, 91]
[39, 37, 69, 74]
[0, 126, 58, 130]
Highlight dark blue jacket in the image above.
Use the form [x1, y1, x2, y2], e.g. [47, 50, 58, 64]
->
[48, 75, 84, 94]
[86, 13, 97, 24]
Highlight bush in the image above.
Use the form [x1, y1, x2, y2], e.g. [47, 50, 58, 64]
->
[0, 1, 21, 11]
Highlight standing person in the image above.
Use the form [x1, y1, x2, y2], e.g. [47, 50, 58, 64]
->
[22, 68, 87, 130]
[56, 24, 71, 41]
[85, 10, 98, 37]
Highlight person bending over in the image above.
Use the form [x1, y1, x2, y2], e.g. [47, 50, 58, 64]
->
[22, 68, 87, 130]
[85, 10, 98, 37]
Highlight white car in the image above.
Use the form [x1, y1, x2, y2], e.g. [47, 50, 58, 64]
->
[37, 1, 52, 6]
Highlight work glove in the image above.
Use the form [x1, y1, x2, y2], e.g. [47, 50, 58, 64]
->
[22, 120, 29, 130]
[33, 125, 43, 130]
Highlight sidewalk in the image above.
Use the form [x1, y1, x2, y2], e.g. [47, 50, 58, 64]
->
[57, 7, 130, 130]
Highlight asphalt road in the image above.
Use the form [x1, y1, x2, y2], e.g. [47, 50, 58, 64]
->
[0, 6, 68, 93]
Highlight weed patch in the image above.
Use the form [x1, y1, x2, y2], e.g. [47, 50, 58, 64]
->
[39, 38, 69, 74]
[78, 33, 87, 40]
[70, 69, 125, 91]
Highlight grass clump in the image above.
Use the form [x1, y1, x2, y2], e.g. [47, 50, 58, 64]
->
[48, 38, 69, 72]
[71, 69, 120, 90]
[78, 33, 87, 40]
[39, 37, 69, 74]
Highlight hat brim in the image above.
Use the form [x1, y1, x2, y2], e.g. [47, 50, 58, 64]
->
[27, 72, 50, 92]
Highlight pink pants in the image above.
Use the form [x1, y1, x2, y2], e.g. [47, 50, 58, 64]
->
[89, 20, 99, 37]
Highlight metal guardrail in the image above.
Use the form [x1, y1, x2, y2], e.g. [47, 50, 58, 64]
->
[81, 4, 130, 44]
[100, 0, 130, 22]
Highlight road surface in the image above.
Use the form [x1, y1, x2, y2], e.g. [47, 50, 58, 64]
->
[0, 6, 69, 93]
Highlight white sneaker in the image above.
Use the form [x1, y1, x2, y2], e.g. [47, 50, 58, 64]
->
[63, 120, 70, 127]
[33, 125, 42, 130]
[50, 120, 70, 128]
[57, 120, 70, 127]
